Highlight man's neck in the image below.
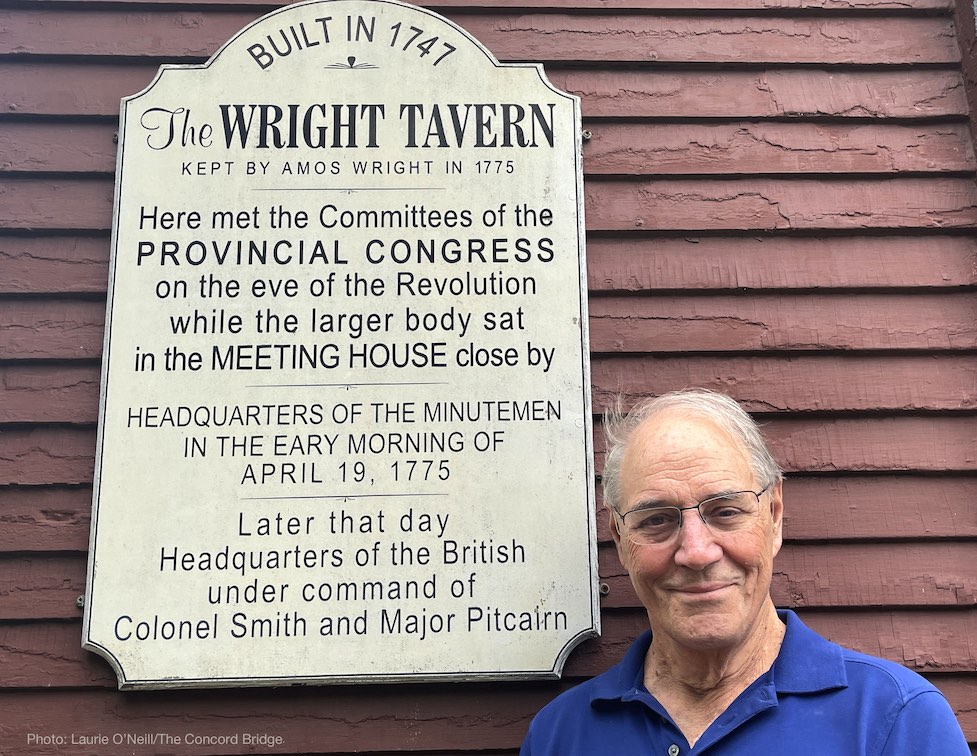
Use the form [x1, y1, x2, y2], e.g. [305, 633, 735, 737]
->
[642, 603, 785, 746]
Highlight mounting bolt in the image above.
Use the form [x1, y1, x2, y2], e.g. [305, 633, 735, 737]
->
[599, 582, 610, 596]
[581, 129, 593, 141]
[76, 595, 85, 608]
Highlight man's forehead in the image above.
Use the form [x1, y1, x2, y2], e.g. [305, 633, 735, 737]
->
[624, 408, 752, 472]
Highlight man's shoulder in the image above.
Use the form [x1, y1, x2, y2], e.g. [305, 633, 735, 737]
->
[779, 610, 943, 704]
[839, 645, 943, 702]
[531, 665, 618, 722]
[523, 634, 648, 744]
[520, 664, 641, 756]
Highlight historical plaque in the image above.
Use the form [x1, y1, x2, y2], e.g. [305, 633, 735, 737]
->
[83, 0, 597, 688]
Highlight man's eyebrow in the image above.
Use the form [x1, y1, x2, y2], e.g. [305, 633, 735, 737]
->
[701, 488, 747, 500]
[629, 487, 747, 511]
[628, 498, 673, 512]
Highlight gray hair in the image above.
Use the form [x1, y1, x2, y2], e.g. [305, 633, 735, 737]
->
[602, 389, 783, 513]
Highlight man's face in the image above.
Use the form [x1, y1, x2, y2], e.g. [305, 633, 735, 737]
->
[610, 410, 783, 652]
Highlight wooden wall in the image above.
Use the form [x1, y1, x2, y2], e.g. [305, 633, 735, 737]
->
[2, 0, 976, 753]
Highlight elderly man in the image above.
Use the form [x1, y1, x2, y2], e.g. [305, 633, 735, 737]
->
[521, 390, 968, 755]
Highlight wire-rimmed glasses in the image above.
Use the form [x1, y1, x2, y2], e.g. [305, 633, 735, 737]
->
[616, 483, 772, 546]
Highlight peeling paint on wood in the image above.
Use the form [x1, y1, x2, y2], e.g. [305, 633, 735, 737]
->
[586, 178, 977, 232]
[0, 11, 960, 65]
[593, 416, 977, 471]
[0, 236, 109, 295]
[0, 487, 92, 552]
[590, 354, 977, 411]
[588, 293, 977, 352]
[1, 65, 968, 119]
[584, 123, 976, 176]
[585, 236, 977, 291]
[0, 299, 105, 359]
[549, 69, 969, 119]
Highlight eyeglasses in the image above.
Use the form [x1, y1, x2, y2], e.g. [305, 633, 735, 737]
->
[616, 483, 771, 546]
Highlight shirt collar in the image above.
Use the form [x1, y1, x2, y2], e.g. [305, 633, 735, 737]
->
[590, 609, 848, 706]
[773, 609, 848, 693]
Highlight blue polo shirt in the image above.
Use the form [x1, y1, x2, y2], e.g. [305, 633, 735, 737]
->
[521, 610, 968, 755]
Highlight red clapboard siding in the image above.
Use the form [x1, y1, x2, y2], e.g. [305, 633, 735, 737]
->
[0, 363, 101, 424]
[598, 542, 977, 608]
[0, 64, 968, 119]
[584, 123, 977, 176]
[0, 62, 162, 117]
[590, 416, 977, 472]
[761, 417, 977, 472]
[0, 622, 119, 689]
[779, 477, 977, 540]
[0, 299, 105, 360]
[0, 427, 97, 486]
[0, 11, 960, 65]
[0, 609, 972, 690]
[456, 15, 960, 64]
[935, 678, 977, 742]
[590, 355, 977, 412]
[585, 178, 977, 232]
[0, 487, 93, 552]
[547, 70, 969, 119]
[0, 178, 115, 231]
[585, 236, 977, 292]
[588, 293, 977, 352]
[0, 236, 110, 295]
[6, 122, 975, 176]
[800, 611, 977, 673]
[0, 556, 89, 620]
[0, 123, 119, 174]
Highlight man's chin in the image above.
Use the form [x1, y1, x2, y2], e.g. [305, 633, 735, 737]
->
[663, 604, 746, 648]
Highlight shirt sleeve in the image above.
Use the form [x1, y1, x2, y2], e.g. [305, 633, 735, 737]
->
[880, 689, 970, 756]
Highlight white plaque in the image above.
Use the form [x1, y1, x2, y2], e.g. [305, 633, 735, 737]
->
[83, 0, 597, 689]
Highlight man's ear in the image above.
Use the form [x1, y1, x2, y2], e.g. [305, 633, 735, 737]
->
[607, 507, 632, 568]
[768, 479, 784, 558]
[607, 506, 624, 549]
[606, 507, 621, 544]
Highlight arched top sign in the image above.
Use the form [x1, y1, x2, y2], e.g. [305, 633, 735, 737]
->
[84, 0, 598, 689]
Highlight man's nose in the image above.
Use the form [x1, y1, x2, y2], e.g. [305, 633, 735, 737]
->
[673, 512, 723, 569]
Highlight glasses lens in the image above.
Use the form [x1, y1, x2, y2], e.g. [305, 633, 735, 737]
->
[623, 507, 681, 544]
[699, 492, 761, 532]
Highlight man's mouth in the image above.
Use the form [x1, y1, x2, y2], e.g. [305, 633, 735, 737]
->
[670, 581, 736, 596]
